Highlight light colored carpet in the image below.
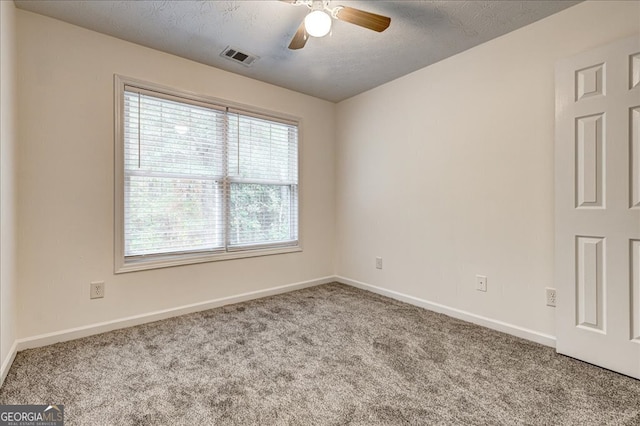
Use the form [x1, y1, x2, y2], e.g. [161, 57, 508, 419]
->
[1, 283, 639, 425]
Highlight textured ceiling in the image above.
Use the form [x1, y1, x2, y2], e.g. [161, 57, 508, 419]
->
[14, 0, 581, 102]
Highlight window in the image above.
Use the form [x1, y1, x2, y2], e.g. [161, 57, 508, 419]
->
[115, 77, 299, 272]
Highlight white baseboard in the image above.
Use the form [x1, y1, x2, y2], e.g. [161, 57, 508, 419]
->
[16, 276, 335, 352]
[335, 276, 556, 348]
[3, 274, 554, 385]
[1, 340, 18, 387]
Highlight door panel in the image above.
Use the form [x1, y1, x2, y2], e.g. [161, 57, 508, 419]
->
[556, 35, 640, 379]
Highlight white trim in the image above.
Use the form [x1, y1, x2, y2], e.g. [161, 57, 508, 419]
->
[0, 340, 18, 387]
[335, 276, 557, 348]
[16, 276, 333, 351]
[119, 76, 301, 124]
[114, 74, 125, 272]
[118, 245, 302, 274]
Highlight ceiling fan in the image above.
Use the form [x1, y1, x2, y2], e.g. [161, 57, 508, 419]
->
[281, 0, 391, 50]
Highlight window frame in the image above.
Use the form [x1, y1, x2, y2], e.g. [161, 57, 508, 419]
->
[114, 75, 302, 273]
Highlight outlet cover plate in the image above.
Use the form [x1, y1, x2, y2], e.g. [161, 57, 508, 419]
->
[375, 257, 383, 269]
[90, 281, 105, 299]
[545, 287, 556, 307]
[476, 275, 487, 292]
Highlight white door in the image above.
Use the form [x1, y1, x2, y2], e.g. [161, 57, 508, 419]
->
[556, 35, 640, 379]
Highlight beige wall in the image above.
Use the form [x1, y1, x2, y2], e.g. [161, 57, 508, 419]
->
[9, 1, 640, 346]
[1, 0, 18, 368]
[335, 1, 640, 337]
[16, 10, 336, 338]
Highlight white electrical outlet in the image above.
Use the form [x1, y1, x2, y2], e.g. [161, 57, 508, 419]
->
[476, 275, 487, 292]
[90, 281, 105, 299]
[546, 287, 556, 307]
[375, 257, 383, 269]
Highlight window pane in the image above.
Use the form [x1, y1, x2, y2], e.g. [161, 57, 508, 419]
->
[124, 92, 225, 177]
[123, 88, 226, 257]
[228, 113, 298, 183]
[125, 176, 223, 256]
[229, 183, 298, 246]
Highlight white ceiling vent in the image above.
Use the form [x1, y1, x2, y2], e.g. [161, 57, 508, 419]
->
[220, 46, 259, 67]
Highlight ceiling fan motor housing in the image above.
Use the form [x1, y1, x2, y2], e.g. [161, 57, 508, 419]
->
[285, 0, 391, 50]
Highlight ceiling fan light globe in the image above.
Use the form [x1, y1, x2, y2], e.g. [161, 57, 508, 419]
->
[304, 10, 331, 37]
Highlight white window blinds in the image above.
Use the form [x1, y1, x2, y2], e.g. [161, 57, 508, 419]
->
[227, 111, 298, 248]
[122, 85, 298, 260]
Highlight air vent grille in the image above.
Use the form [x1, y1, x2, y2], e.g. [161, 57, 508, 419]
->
[220, 46, 259, 67]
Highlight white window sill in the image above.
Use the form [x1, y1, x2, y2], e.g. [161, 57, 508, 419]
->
[115, 244, 302, 274]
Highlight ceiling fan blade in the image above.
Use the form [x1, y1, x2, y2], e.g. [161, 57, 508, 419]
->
[334, 6, 391, 32]
[288, 21, 308, 50]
